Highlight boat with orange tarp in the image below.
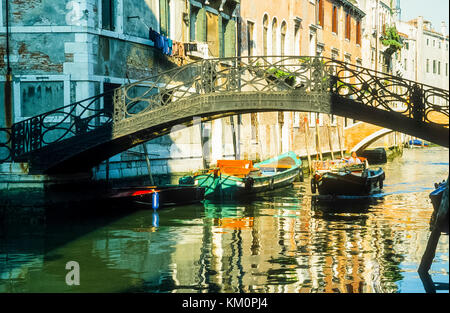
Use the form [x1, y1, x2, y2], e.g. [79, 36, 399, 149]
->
[180, 151, 302, 200]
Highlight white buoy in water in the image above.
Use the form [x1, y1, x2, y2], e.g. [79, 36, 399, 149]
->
[152, 191, 159, 210]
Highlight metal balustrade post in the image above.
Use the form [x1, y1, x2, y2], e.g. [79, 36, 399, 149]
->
[411, 83, 425, 123]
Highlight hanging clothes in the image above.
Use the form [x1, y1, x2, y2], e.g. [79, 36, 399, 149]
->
[168, 38, 173, 56]
[149, 28, 163, 51]
[184, 43, 197, 53]
[172, 41, 185, 58]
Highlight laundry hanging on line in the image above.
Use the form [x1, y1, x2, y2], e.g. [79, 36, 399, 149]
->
[149, 28, 172, 56]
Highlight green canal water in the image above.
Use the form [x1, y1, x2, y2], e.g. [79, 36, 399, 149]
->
[0, 147, 448, 293]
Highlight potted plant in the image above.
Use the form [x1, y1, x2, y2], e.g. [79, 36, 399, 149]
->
[265, 68, 296, 87]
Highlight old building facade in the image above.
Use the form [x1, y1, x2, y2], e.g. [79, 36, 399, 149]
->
[238, 0, 366, 163]
[1, 0, 409, 183]
[396, 17, 449, 91]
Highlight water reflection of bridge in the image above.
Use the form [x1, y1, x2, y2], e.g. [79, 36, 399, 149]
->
[1, 56, 448, 174]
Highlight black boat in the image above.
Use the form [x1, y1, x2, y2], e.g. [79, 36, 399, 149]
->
[310, 159, 385, 196]
[429, 180, 449, 234]
[108, 185, 205, 209]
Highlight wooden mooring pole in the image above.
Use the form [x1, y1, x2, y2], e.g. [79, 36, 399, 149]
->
[418, 177, 449, 275]
[303, 117, 312, 173]
[327, 123, 335, 160]
[337, 121, 344, 159]
[315, 117, 323, 161]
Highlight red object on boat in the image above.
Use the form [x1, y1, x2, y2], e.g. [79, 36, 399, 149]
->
[131, 189, 159, 197]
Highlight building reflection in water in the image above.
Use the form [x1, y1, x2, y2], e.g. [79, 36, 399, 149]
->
[0, 169, 448, 293]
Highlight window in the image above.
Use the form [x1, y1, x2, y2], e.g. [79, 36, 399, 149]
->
[371, 48, 375, 63]
[439, 41, 441, 49]
[159, 0, 170, 37]
[356, 20, 361, 45]
[330, 114, 337, 126]
[317, 0, 324, 27]
[427, 38, 429, 46]
[332, 6, 338, 34]
[438, 61, 441, 75]
[433, 60, 436, 74]
[247, 21, 255, 56]
[263, 15, 269, 57]
[220, 18, 228, 58]
[345, 13, 351, 40]
[404, 58, 407, 71]
[280, 22, 287, 57]
[309, 112, 323, 127]
[331, 50, 338, 60]
[294, 24, 301, 55]
[405, 42, 409, 50]
[190, 5, 199, 41]
[102, 0, 115, 31]
[271, 18, 278, 55]
[426, 59, 429, 73]
[433, 40, 435, 47]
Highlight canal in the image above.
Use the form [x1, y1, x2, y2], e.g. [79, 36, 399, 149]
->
[0, 147, 448, 293]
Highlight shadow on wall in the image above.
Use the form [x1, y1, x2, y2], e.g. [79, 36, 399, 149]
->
[92, 116, 240, 187]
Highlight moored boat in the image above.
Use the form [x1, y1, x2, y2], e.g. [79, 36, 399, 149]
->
[184, 151, 302, 200]
[407, 139, 429, 147]
[429, 180, 449, 234]
[310, 157, 385, 196]
[108, 185, 205, 208]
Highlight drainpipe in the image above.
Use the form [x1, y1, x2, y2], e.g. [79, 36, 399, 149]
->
[4, 0, 12, 129]
[375, 0, 379, 73]
[235, 3, 241, 160]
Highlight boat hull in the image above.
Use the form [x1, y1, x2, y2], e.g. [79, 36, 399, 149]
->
[194, 152, 302, 200]
[196, 167, 299, 200]
[314, 168, 385, 196]
[109, 185, 205, 208]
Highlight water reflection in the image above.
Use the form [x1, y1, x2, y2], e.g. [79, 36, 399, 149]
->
[0, 148, 448, 293]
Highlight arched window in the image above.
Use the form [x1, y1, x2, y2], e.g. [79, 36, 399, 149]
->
[263, 14, 269, 57]
[280, 21, 287, 57]
[272, 18, 278, 55]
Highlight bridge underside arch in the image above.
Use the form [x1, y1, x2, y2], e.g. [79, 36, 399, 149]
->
[350, 128, 394, 153]
[26, 92, 448, 174]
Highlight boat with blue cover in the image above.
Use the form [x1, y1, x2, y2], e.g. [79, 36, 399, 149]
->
[181, 151, 302, 200]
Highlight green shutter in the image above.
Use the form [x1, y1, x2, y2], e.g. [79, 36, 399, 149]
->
[219, 16, 224, 58]
[159, 0, 168, 36]
[196, 7, 207, 42]
[225, 20, 236, 57]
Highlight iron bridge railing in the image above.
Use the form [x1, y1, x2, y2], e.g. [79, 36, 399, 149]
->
[1, 55, 448, 164]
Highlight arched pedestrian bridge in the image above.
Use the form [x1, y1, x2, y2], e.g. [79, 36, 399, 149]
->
[1, 56, 448, 174]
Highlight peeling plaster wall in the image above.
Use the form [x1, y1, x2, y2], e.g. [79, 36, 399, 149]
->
[8, 0, 70, 26]
[11, 33, 70, 75]
[123, 0, 159, 38]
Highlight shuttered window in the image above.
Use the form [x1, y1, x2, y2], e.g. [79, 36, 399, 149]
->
[345, 13, 351, 40]
[332, 6, 338, 34]
[356, 20, 361, 45]
[102, 0, 115, 31]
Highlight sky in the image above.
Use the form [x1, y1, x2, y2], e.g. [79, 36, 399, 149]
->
[400, 0, 449, 34]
